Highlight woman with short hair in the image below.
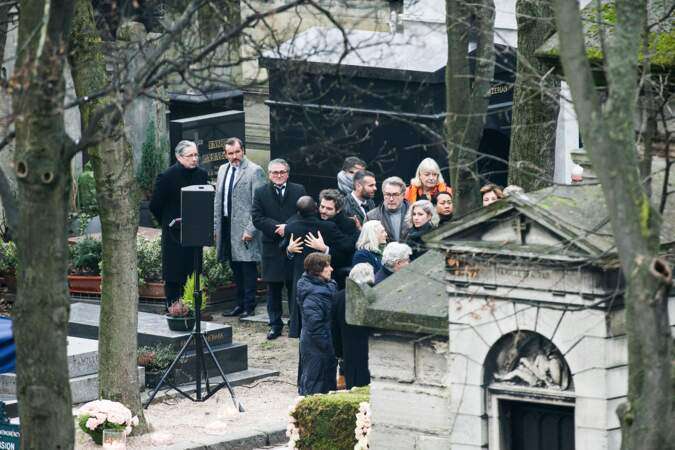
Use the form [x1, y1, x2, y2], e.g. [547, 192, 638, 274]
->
[404, 158, 451, 203]
[404, 199, 439, 259]
[296, 252, 338, 395]
[352, 220, 388, 273]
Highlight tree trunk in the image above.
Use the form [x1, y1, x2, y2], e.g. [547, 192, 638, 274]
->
[69, 0, 147, 432]
[11, 0, 75, 447]
[507, 0, 559, 191]
[552, 1, 673, 449]
[445, 0, 495, 216]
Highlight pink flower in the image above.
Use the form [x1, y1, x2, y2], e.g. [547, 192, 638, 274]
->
[85, 417, 100, 431]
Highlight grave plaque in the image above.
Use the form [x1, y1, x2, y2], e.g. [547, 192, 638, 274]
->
[169, 110, 245, 179]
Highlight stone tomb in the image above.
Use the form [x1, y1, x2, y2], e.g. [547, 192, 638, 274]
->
[0, 337, 141, 404]
[348, 182, 675, 450]
[69, 303, 249, 383]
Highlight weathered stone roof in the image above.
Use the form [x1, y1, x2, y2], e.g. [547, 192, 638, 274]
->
[536, 0, 674, 71]
[346, 249, 448, 335]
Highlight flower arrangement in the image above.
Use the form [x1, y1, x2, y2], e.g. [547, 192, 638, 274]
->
[354, 401, 371, 450]
[77, 399, 139, 445]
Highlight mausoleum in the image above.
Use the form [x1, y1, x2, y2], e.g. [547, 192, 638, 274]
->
[347, 170, 675, 450]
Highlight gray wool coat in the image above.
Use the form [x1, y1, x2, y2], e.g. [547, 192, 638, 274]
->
[214, 158, 266, 262]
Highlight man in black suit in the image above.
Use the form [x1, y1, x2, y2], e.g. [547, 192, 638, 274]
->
[149, 140, 208, 308]
[282, 196, 353, 338]
[252, 159, 306, 340]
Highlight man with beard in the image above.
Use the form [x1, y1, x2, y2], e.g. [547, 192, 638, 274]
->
[342, 170, 377, 229]
[150, 140, 208, 309]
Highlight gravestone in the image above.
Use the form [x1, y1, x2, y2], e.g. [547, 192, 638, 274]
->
[68, 303, 248, 381]
[0, 337, 144, 404]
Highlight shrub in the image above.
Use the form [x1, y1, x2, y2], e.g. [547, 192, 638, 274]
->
[289, 387, 370, 450]
[136, 121, 166, 200]
[0, 241, 17, 275]
[203, 246, 233, 291]
[137, 344, 176, 372]
[77, 161, 98, 216]
[70, 237, 102, 275]
[137, 236, 162, 283]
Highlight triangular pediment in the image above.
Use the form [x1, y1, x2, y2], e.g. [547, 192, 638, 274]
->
[425, 196, 613, 259]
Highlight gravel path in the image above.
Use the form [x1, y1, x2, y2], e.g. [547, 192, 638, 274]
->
[75, 316, 299, 449]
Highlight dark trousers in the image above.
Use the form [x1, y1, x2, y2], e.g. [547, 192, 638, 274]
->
[267, 280, 292, 332]
[231, 261, 258, 313]
[164, 280, 184, 309]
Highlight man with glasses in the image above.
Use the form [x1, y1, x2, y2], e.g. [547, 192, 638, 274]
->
[150, 140, 208, 309]
[366, 176, 410, 242]
[252, 159, 306, 340]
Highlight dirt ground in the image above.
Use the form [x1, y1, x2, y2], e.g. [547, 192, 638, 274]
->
[75, 316, 299, 449]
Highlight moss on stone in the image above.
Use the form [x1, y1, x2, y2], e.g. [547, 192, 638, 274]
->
[292, 387, 370, 450]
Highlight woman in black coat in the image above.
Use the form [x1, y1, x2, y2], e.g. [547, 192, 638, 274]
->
[296, 252, 338, 395]
[404, 200, 439, 260]
[332, 263, 374, 390]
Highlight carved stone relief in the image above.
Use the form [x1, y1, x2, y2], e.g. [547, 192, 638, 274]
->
[485, 331, 572, 391]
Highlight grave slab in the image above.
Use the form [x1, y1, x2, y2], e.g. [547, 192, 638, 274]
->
[69, 302, 232, 349]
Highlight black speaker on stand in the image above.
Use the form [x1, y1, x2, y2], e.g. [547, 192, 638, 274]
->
[144, 185, 244, 411]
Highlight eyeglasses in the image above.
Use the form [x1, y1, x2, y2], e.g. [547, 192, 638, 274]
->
[383, 192, 402, 198]
[269, 170, 288, 175]
[181, 153, 199, 159]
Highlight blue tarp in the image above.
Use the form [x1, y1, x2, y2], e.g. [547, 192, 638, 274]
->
[0, 318, 15, 374]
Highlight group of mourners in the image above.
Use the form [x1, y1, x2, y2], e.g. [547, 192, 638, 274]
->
[150, 138, 510, 396]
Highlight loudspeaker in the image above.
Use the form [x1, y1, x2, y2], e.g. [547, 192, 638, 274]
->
[181, 185, 215, 247]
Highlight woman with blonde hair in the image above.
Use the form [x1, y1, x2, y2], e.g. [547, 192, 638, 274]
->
[404, 199, 439, 259]
[404, 157, 451, 203]
[351, 220, 388, 273]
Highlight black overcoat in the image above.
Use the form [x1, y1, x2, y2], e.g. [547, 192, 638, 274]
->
[149, 163, 208, 282]
[332, 289, 370, 389]
[297, 273, 337, 395]
[281, 213, 352, 338]
[251, 182, 306, 282]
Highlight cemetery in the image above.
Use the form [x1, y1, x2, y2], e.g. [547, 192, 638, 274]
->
[0, 0, 672, 449]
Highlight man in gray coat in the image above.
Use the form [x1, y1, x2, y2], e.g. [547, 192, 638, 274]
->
[214, 138, 266, 318]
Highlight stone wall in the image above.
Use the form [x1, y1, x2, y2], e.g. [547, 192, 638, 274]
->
[368, 332, 451, 450]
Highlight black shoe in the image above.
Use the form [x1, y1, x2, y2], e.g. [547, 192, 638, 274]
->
[222, 306, 245, 317]
[267, 329, 282, 340]
[239, 310, 255, 320]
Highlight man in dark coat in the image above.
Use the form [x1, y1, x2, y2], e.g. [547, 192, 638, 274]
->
[282, 196, 353, 338]
[149, 140, 208, 308]
[251, 158, 306, 340]
[366, 176, 410, 242]
[318, 189, 358, 287]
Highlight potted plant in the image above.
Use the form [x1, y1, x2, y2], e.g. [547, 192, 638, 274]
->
[0, 241, 17, 292]
[203, 247, 235, 302]
[137, 344, 176, 388]
[77, 399, 139, 445]
[68, 237, 103, 294]
[137, 235, 164, 299]
[165, 273, 208, 331]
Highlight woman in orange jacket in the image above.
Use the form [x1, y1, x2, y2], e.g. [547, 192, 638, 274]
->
[404, 157, 451, 204]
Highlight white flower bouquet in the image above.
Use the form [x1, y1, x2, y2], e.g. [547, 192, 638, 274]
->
[77, 400, 139, 445]
[354, 401, 371, 450]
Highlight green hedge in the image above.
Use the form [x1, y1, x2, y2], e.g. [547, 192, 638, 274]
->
[291, 387, 369, 450]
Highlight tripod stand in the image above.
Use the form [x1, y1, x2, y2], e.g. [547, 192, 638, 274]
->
[144, 248, 244, 411]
